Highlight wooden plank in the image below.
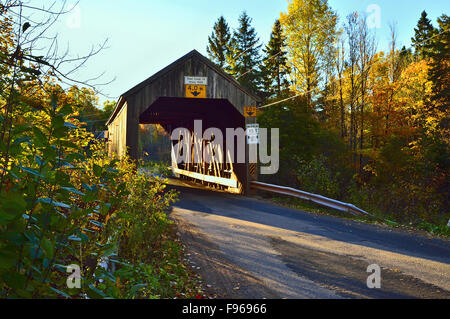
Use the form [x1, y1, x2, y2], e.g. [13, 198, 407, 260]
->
[172, 167, 238, 188]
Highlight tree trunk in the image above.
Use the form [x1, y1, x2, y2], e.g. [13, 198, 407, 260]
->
[339, 77, 346, 138]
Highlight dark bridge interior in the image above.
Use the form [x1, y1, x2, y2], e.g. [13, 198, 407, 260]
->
[139, 97, 247, 193]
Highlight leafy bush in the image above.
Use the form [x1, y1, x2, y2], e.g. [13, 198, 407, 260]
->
[0, 39, 197, 299]
[0, 87, 201, 297]
[296, 155, 340, 199]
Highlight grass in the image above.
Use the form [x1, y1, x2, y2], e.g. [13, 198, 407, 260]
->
[145, 222, 209, 299]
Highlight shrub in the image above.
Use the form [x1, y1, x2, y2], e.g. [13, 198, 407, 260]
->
[295, 155, 340, 199]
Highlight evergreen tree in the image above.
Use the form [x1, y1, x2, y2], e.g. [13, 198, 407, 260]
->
[428, 14, 450, 111]
[206, 16, 232, 68]
[399, 45, 413, 68]
[411, 11, 437, 59]
[262, 19, 290, 98]
[228, 11, 262, 93]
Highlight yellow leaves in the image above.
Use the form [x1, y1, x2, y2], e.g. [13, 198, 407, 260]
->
[0, 15, 15, 51]
[362, 163, 377, 177]
[365, 52, 447, 143]
[400, 60, 432, 95]
[395, 59, 446, 136]
[280, 0, 336, 95]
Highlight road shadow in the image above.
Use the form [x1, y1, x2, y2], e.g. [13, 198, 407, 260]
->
[169, 185, 450, 266]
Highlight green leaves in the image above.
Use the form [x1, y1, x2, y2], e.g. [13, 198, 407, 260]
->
[52, 115, 69, 138]
[68, 235, 81, 242]
[0, 191, 27, 223]
[0, 247, 17, 269]
[64, 122, 78, 129]
[49, 287, 72, 299]
[129, 283, 147, 297]
[41, 237, 54, 259]
[60, 187, 85, 196]
[93, 164, 103, 177]
[36, 197, 71, 209]
[1, 272, 26, 290]
[58, 105, 73, 116]
[100, 243, 117, 258]
[0, 65, 187, 299]
[89, 220, 103, 228]
[88, 283, 107, 298]
[18, 166, 44, 179]
[32, 126, 48, 147]
[13, 136, 32, 145]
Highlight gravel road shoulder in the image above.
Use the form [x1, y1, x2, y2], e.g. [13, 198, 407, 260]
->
[171, 212, 281, 299]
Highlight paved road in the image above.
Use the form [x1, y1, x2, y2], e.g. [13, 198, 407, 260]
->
[170, 186, 450, 299]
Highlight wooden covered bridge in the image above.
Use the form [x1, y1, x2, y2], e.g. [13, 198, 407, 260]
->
[106, 50, 261, 194]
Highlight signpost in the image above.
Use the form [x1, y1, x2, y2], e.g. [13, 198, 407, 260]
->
[246, 123, 259, 145]
[185, 76, 207, 98]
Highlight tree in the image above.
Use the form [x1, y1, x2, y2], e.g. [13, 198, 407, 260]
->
[280, 0, 337, 108]
[358, 15, 376, 169]
[428, 14, 450, 113]
[411, 11, 437, 59]
[67, 86, 104, 132]
[335, 31, 346, 138]
[345, 12, 360, 154]
[99, 100, 116, 130]
[228, 11, 262, 93]
[206, 16, 232, 68]
[261, 19, 290, 98]
[399, 46, 414, 71]
[103, 100, 116, 118]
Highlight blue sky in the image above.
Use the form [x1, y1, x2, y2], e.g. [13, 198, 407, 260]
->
[42, 0, 449, 105]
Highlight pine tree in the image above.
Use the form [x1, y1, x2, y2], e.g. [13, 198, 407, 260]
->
[399, 45, 413, 70]
[206, 16, 232, 68]
[428, 14, 449, 111]
[228, 11, 262, 93]
[262, 19, 290, 98]
[411, 11, 437, 59]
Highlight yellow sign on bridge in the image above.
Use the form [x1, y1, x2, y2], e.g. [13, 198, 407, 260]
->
[244, 106, 257, 117]
[185, 85, 206, 99]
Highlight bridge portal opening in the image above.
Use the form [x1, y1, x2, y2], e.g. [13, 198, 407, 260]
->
[138, 97, 247, 193]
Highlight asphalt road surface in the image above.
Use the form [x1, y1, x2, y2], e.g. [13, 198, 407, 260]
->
[170, 186, 450, 299]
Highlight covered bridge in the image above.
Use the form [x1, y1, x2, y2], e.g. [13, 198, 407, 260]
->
[106, 49, 261, 193]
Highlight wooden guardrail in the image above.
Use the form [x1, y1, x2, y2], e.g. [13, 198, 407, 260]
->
[250, 181, 369, 216]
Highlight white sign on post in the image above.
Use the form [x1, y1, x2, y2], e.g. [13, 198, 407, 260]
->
[184, 76, 208, 85]
[246, 123, 259, 145]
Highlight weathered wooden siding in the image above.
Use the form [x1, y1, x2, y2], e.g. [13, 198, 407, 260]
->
[108, 102, 127, 158]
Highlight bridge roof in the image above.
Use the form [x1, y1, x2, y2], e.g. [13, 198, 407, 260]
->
[106, 49, 261, 126]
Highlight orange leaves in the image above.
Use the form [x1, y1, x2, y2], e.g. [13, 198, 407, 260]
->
[367, 54, 438, 144]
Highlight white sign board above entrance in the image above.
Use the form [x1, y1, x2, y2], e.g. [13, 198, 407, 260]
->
[184, 76, 208, 85]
